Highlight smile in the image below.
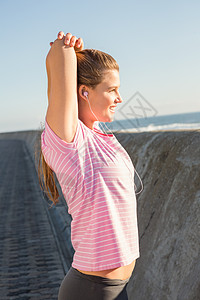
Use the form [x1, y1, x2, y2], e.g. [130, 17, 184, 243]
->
[109, 106, 116, 113]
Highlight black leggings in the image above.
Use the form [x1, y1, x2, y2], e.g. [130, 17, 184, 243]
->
[58, 267, 130, 300]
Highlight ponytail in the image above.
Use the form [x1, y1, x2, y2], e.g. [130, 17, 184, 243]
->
[37, 144, 59, 205]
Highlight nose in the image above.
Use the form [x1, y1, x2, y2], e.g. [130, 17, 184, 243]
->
[115, 92, 123, 104]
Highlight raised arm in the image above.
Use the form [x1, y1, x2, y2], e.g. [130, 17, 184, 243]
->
[45, 32, 83, 143]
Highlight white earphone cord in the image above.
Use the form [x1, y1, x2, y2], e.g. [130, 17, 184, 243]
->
[87, 96, 144, 195]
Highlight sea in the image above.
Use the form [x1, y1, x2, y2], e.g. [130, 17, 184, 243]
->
[102, 111, 200, 133]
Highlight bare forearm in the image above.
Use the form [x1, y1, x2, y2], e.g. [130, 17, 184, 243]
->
[46, 39, 77, 106]
[45, 32, 83, 142]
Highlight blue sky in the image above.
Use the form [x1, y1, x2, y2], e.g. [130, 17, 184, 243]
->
[0, 0, 199, 132]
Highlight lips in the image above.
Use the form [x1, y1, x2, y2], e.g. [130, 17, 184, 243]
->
[109, 105, 117, 112]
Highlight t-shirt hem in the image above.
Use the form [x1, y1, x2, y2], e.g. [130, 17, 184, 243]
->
[72, 252, 140, 272]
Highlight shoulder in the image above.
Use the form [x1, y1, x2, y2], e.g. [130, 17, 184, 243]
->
[41, 118, 91, 154]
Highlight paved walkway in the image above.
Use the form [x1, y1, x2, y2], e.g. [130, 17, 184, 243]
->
[0, 139, 65, 299]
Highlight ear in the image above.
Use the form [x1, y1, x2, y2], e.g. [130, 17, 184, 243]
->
[78, 85, 88, 101]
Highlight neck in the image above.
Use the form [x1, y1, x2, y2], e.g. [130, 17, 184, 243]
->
[81, 118, 96, 130]
[78, 101, 97, 130]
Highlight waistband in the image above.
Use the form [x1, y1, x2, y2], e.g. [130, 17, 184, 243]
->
[71, 267, 130, 286]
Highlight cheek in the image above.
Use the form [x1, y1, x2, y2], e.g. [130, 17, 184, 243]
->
[104, 94, 113, 106]
[97, 96, 109, 109]
[95, 94, 112, 111]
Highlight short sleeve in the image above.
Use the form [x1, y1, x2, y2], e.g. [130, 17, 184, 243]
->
[41, 119, 84, 154]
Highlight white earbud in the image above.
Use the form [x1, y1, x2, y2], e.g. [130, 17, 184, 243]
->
[83, 91, 88, 98]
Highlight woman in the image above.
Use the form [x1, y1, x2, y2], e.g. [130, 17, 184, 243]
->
[39, 31, 140, 300]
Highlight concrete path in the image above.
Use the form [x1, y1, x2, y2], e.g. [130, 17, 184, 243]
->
[0, 139, 65, 299]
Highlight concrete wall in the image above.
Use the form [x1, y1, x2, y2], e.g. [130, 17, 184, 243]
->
[114, 130, 200, 300]
[1, 129, 200, 300]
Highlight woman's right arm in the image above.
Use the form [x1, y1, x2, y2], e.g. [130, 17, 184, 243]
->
[45, 32, 83, 143]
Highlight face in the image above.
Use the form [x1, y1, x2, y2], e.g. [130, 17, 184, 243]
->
[87, 69, 122, 123]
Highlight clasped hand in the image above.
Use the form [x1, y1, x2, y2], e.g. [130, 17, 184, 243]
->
[50, 31, 84, 51]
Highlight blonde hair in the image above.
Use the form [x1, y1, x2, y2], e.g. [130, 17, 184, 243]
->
[38, 49, 119, 205]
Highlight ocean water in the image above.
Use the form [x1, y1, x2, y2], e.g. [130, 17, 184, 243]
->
[102, 111, 200, 133]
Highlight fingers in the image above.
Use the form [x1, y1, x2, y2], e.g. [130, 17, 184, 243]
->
[50, 31, 83, 50]
[64, 33, 83, 50]
[64, 33, 74, 46]
[75, 38, 83, 49]
[57, 31, 65, 39]
[50, 31, 66, 47]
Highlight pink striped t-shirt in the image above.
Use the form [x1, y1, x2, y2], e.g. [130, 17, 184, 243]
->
[41, 118, 140, 271]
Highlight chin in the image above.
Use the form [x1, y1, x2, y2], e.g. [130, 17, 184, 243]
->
[106, 118, 113, 123]
[99, 110, 115, 123]
[103, 114, 114, 123]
